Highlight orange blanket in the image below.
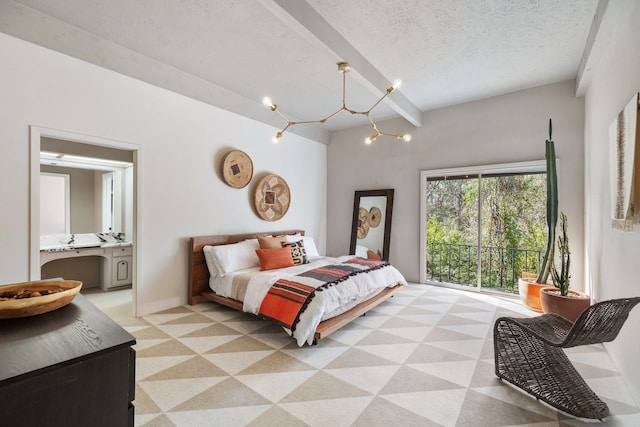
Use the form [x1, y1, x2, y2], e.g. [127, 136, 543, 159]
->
[258, 258, 386, 332]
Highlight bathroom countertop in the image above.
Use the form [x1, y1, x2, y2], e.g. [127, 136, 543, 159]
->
[40, 233, 132, 251]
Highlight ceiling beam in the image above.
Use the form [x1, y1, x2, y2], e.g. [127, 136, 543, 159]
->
[575, 0, 630, 96]
[259, 0, 423, 128]
[0, 1, 330, 144]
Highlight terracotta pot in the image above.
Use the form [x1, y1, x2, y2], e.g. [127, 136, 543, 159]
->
[540, 287, 591, 322]
[518, 278, 546, 312]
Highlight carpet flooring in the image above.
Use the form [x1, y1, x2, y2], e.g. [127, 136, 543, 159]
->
[85, 284, 640, 427]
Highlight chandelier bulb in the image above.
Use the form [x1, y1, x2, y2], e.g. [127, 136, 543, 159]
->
[393, 79, 402, 90]
[365, 135, 377, 144]
[263, 96, 278, 111]
[402, 134, 412, 142]
[272, 132, 282, 143]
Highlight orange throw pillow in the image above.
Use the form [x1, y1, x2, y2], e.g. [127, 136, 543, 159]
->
[367, 250, 382, 261]
[258, 235, 287, 249]
[256, 247, 294, 270]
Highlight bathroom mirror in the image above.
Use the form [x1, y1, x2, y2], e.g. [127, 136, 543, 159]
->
[40, 147, 133, 236]
[349, 189, 394, 261]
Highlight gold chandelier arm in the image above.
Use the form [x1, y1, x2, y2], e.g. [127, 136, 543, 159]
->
[364, 87, 394, 115]
[343, 107, 368, 116]
[279, 122, 292, 134]
[368, 114, 379, 131]
[318, 106, 347, 123]
[289, 118, 328, 126]
[265, 62, 409, 144]
[376, 130, 406, 139]
[289, 105, 347, 125]
[366, 115, 410, 142]
[274, 108, 291, 123]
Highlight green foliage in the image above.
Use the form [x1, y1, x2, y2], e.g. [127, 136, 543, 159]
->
[426, 216, 446, 243]
[550, 212, 571, 296]
[426, 216, 466, 245]
[425, 171, 547, 291]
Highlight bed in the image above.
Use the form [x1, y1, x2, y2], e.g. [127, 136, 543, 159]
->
[188, 230, 406, 345]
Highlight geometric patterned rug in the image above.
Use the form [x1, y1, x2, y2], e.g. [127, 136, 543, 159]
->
[85, 284, 640, 427]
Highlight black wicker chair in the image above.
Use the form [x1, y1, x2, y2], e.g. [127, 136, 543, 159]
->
[494, 297, 640, 420]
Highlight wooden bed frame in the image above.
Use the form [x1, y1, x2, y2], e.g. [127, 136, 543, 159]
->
[188, 229, 402, 342]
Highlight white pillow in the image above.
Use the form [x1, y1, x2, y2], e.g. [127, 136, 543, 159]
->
[355, 244, 368, 258]
[203, 245, 220, 278]
[285, 234, 320, 257]
[208, 239, 260, 277]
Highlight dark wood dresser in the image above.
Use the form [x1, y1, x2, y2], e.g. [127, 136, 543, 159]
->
[0, 293, 136, 427]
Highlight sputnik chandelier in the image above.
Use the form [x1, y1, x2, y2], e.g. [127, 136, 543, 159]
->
[262, 62, 411, 144]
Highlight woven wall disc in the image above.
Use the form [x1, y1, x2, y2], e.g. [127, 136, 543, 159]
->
[368, 206, 382, 227]
[357, 207, 370, 239]
[254, 174, 290, 221]
[222, 150, 253, 188]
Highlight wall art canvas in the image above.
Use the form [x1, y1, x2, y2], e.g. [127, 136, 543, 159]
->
[609, 92, 640, 231]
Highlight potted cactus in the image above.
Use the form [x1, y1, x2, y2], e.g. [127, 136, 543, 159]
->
[550, 212, 571, 296]
[518, 119, 557, 311]
[540, 212, 590, 321]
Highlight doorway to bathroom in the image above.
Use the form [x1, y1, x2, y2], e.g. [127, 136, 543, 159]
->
[29, 126, 140, 316]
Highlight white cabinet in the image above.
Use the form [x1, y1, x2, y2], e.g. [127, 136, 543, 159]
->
[105, 246, 133, 289]
[40, 244, 133, 291]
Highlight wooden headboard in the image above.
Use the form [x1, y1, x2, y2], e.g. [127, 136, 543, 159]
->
[188, 230, 305, 305]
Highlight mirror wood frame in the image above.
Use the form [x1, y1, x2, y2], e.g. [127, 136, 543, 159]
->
[349, 189, 394, 261]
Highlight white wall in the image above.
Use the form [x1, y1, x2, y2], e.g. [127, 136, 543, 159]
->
[0, 33, 327, 315]
[328, 80, 585, 286]
[583, 1, 640, 404]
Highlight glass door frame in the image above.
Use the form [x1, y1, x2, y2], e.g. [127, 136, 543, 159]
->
[420, 160, 546, 287]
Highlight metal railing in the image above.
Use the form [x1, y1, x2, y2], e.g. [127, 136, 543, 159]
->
[426, 242, 544, 293]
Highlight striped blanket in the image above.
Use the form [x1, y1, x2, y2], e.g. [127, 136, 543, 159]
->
[258, 257, 386, 332]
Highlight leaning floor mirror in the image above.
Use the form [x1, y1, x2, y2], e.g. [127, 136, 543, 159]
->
[349, 189, 394, 261]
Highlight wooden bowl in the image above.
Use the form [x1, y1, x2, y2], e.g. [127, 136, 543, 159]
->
[0, 280, 83, 319]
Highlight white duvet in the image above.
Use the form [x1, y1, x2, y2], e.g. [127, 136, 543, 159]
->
[210, 256, 407, 345]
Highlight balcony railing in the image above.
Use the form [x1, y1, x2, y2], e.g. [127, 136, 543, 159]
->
[426, 242, 544, 293]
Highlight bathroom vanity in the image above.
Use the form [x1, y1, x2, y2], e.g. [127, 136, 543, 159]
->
[40, 233, 133, 290]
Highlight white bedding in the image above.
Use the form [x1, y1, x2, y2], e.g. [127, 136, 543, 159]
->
[209, 255, 407, 345]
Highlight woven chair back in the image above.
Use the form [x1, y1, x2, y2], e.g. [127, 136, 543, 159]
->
[563, 297, 640, 348]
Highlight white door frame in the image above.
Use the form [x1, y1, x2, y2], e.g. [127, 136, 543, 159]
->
[30, 125, 142, 316]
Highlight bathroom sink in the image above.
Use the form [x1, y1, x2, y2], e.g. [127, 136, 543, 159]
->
[68, 242, 103, 249]
[40, 233, 130, 251]
[41, 233, 102, 251]
[100, 242, 132, 248]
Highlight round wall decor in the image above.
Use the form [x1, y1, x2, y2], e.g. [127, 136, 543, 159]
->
[222, 150, 253, 188]
[357, 207, 370, 238]
[368, 206, 382, 227]
[254, 174, 290, 221]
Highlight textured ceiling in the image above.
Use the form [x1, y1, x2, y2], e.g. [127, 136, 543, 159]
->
[308, 0, 597, 110]
[1, 0, 599, 142]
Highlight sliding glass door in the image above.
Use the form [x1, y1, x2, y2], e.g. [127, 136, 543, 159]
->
[425, 174, 480, 287]
[421, 162, 547, 293]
